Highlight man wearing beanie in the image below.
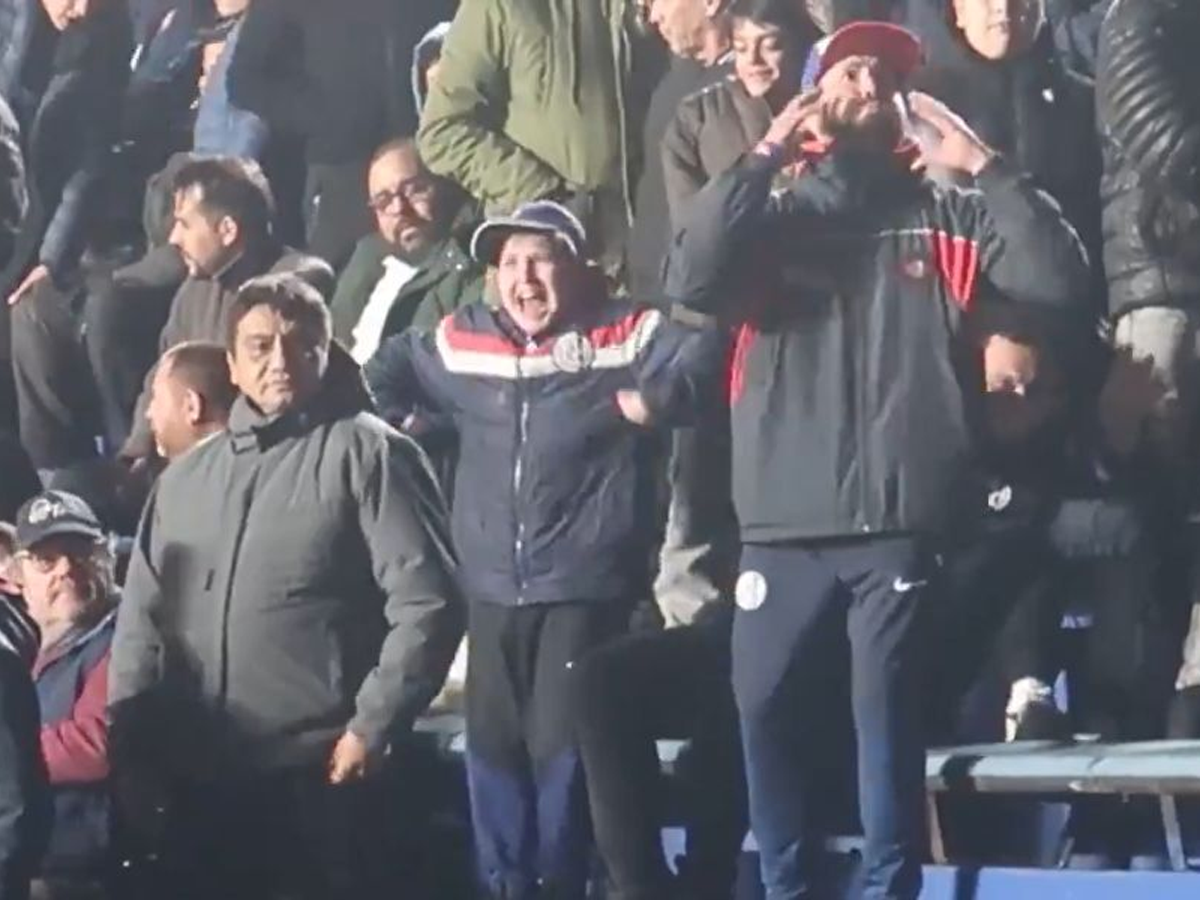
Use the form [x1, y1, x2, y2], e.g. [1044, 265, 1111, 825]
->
[666, 21, 1089, 899]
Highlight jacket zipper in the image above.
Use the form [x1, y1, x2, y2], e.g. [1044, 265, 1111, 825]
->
[851, 279, 871, 533]
[513, 344, 534, 603]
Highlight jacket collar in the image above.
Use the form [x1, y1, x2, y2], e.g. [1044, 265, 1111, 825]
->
[787, 142, 925, 217]
[227, 344, 373, 453]
[227, 393, 322, 453]
[213, 239, 283, 292]
[34, 607, 116, 675]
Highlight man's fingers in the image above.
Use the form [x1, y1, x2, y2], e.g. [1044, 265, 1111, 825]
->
[906, 92, 953, 135]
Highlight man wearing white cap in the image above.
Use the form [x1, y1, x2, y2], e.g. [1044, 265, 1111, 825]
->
[366, 200, 716, 900]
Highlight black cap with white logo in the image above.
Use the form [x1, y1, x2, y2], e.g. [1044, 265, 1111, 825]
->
[15, 490, 105, 550]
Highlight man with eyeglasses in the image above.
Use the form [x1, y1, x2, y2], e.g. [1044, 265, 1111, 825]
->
[330, 138, 484, 365]
[11, 490, 117, 895]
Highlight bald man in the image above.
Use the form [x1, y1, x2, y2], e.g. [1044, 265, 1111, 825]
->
[145, 342, 237, 460]
[330, 138, 483, 364]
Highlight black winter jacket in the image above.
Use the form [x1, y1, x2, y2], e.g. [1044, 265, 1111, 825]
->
[905, 0, 1102, 299]
[0, 97, 23, 273]
[0, 1, 131, 289]
[227, 0, 450, 167]
[665, 148, 1089, 543]
[0, 599, 48, 899]
[1097, 0, 1200, 318]
[365, 299, 717, 608]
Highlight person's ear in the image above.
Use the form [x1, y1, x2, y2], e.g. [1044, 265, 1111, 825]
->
[950, 0, 970, 31]
[216, 215, 240, 250]
[183, 388, 205, 426]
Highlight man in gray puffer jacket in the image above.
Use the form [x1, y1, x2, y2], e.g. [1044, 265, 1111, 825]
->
[109, 273, 463, 899]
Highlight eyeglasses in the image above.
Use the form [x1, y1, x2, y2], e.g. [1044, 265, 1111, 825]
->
[15, 543, 100, 573]
[367, 179, 437, 213]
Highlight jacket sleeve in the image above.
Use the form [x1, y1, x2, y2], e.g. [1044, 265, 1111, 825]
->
[226, 0, 323, 138]
[632, 311, 722, 426]
[0, 661, 46, 898]
[416, 0, 566, 209]
[41, 652, 109, 786]
[661, 97, 708, 228]
[348, 433, 464, 752]
[662, 153, 780, 318]
[944, 156, 1091, 310]
[1097, 0, 1200, 192]
[330, 240, 383, 347]
[108, 489, 166, 715]
[0, 99, 25, 271]
[364, 325, 460, 427]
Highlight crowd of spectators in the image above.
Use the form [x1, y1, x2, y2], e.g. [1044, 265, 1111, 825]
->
[0, 0, 1197, 898]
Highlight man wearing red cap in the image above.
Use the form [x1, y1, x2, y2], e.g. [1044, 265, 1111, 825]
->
[665, 20, 1090, 900]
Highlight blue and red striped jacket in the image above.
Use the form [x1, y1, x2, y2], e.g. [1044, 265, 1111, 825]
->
[366, 297, 717, 606]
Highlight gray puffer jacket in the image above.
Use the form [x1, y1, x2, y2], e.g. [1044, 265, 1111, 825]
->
[109, 366, 464, 778]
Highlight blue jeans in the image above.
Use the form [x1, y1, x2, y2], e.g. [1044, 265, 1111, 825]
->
[732, 538, 932, 900]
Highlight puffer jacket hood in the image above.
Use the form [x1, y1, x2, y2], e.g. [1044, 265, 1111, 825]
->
[0, 598, 38, 671]
[411, 21, 450, 116]
[1097, 0, 1200, 317]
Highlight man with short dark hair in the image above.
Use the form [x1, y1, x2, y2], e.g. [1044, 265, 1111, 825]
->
[330, 138, 482, 363]
[120, 156, 332, 461]
[667, 20, 1089, 898]
[110, 272, 463, 900]
[145, 341, 235, 460]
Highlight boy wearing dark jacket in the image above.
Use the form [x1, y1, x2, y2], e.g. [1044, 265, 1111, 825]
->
[366, 201, 716, 900]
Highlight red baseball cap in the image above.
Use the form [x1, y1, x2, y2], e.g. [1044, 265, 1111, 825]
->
[809, 21, 925, 87]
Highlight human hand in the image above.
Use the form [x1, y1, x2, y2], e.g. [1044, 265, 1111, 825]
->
[1098, 346, 1168, 458]
[328, 730, 374, 785]
[7, 264, 50, 306]
[615, 390, 651, 426]
[907, 92, 995, 177]
[757, 90, 828, 159]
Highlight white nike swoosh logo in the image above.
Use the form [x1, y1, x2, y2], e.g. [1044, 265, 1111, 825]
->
[892, 577, 928, 593]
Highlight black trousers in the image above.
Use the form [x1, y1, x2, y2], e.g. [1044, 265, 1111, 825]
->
[933, 498, 1175, 741]
[573, 613, 745, 900]
[734, 537, 933, 900]
[157, 768, 393, 900]
[10, 278, 97, 469]
[465, 600, 626, 900]
[83, 246, 184, 452]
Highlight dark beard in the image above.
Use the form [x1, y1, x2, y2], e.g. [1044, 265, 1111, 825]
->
[825, 104, 903, 153]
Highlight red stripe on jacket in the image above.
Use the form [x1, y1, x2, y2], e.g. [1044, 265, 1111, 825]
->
[931, 231, 981, 310]
[727, 323, 757, 405]
[440, 309, 652, 357]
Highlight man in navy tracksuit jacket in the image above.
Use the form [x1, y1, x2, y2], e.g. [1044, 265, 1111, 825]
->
[365, 200, 716, 900]
[664, 21, 1090, 900]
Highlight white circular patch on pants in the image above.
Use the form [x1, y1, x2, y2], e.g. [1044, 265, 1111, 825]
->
[736, 570, 768, 611]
